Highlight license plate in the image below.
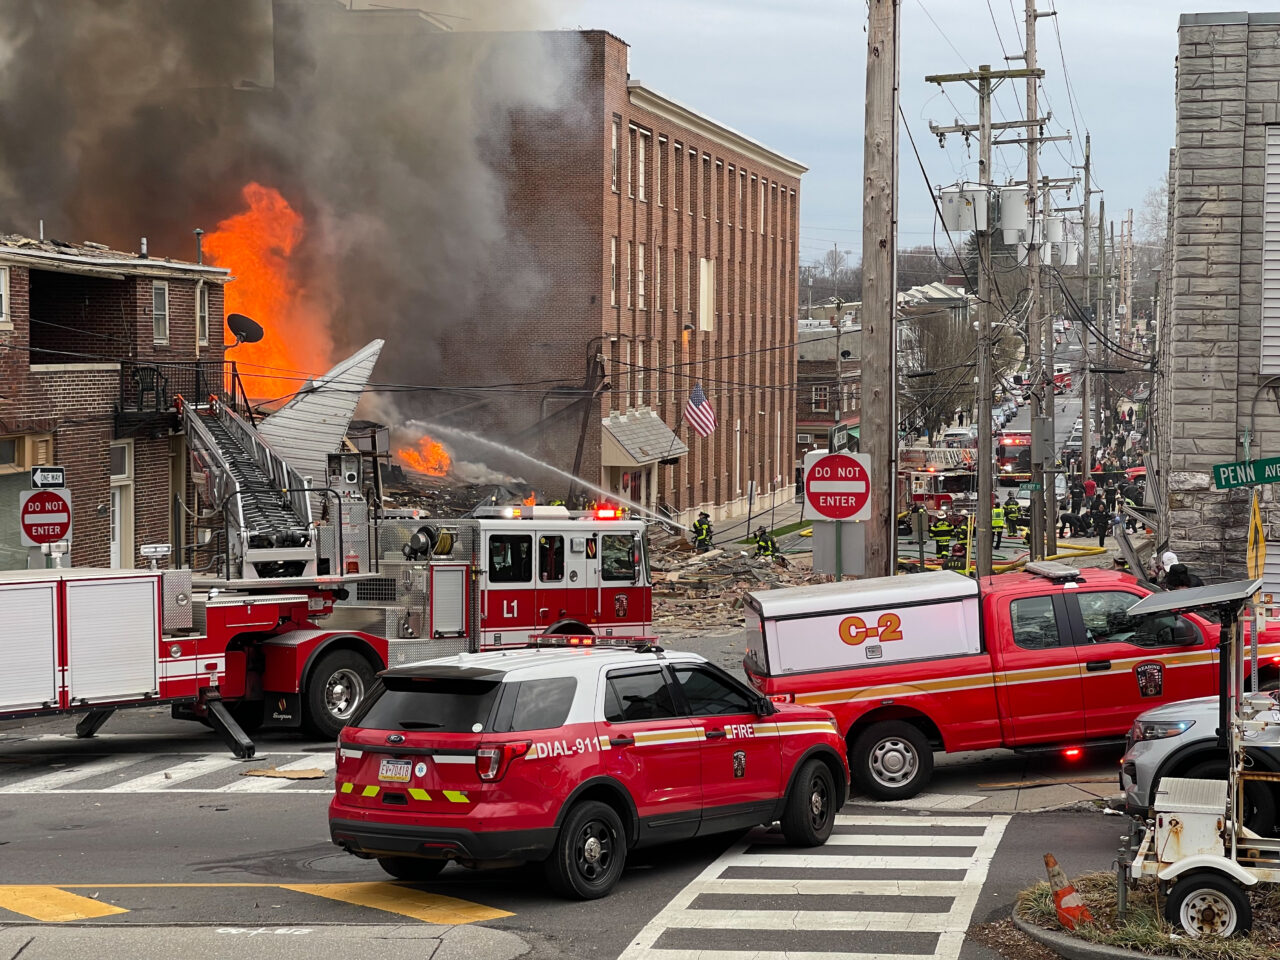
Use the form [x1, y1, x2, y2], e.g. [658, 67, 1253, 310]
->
[378, 759, 412, 782]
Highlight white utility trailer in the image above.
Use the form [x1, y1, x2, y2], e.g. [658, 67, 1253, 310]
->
[1125, 578, 1280, 938]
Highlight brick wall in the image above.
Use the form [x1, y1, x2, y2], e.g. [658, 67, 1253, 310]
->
[0, 259, 226, 568]
[467, 31, 802, 519]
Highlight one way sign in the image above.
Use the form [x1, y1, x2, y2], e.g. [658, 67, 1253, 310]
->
[31, 466, 66, 489]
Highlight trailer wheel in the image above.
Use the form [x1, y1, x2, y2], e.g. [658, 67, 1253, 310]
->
[1164, 872, 1251, 938]
[850, 721, 933, 801]
[303, 649, 374, 739]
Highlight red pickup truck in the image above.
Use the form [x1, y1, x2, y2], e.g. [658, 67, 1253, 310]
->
[744, 563, 1280, 800]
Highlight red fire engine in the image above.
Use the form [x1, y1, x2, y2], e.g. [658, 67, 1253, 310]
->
[996, 430, 1032, 485]
[0, 396, 653, 757]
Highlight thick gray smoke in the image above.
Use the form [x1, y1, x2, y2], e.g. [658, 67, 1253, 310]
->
[0, 0, 586, 397]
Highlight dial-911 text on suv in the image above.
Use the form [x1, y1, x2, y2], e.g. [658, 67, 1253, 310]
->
[329, 640, 849, 900]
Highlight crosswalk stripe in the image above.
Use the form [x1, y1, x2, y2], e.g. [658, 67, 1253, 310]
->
[618, 812, 1011, 960]
[0, 756, 142, 793]
[222, 755, 336, 792]
[696, 878, 970, 895]
[97, 755, 247, 792]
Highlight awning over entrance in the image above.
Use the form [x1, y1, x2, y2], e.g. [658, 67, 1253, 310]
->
[601, 408, 689, 467]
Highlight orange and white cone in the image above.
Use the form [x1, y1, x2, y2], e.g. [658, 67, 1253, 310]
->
[1044, 852, 1094, 931]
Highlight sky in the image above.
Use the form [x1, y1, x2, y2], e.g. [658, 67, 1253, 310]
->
[568, 0, 1277, 270]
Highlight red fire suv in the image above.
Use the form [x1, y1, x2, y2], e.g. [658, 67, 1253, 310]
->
[329, 640, 849, 899]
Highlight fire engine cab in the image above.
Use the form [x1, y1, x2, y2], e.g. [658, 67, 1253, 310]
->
[744, 564, 1280, 800]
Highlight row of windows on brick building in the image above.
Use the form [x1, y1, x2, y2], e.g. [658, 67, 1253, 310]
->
[611, 118, 790, 234]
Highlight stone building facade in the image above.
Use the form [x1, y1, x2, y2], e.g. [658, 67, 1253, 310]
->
[1164, 12, 1280, 583]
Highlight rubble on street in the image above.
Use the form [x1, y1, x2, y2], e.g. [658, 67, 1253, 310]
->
[648, 529, 814, 631]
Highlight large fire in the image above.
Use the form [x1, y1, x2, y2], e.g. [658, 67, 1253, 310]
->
[397, 436, 452, 477]
[205, 182, 334, 401]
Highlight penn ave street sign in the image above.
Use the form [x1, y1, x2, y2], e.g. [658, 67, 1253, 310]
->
[1212, 457, 1280, 490]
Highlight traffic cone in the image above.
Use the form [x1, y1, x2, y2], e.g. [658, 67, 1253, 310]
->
[1044, 853, 1093, 931]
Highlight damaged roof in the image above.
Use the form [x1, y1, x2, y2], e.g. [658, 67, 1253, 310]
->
[602, 408, 689, 467]
[0, 233, 230, 282]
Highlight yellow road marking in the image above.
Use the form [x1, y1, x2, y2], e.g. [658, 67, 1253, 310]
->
[0, 886, 128, 922]
[0, 883, 513, 926]
[283, 882, 512, 925]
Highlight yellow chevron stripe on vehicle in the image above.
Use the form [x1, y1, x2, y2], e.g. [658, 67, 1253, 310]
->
[442, 790, 470, 803]
[338, 783, 461, 804]
[408, 788, 431, 801]
[362, 785, 379, 798]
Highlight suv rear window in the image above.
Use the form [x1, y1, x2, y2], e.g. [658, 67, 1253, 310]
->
[354, 677, 501, 732]
[508, 677, 577, 731]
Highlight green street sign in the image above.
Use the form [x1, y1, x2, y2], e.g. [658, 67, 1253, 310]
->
[1019, 482, 1043, 492]
[1213, 457, 1280, 490]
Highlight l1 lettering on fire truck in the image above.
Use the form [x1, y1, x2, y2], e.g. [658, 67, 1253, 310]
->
[765, 596, 982, 674]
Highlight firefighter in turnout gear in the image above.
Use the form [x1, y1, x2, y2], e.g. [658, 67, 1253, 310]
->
[1003, 493, 1021, 540]
[754, 526, 778, 560]
[991, 502, 1006, 549]
[929, 513, 954, 556]
[692, 512, 713, 553]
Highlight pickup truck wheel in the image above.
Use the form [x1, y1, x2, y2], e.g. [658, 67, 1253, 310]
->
[303, 650, 374, 739]
[851, 722, 933, 800]
[1164, 872, 1251, 938]
[781, 758, 836, 846]
[377, 857, 447, 882]
[544, 800, 626, 900]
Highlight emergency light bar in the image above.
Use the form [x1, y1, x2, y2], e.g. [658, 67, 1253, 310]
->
[1025, 561, 1082, 583]
[523, 634, 664, 652]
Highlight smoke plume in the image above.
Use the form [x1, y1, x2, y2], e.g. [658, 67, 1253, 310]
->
[0, 0, 586, 399]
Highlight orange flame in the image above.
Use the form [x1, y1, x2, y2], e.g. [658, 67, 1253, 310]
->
[205, 182, 334, 401]
[397, 436, 452, 477]
[523, 492, 537, 506]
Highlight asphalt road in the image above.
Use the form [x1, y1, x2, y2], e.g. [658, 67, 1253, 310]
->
[1, 692, 1132, 960]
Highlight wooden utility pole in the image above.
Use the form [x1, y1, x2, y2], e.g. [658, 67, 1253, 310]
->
[862, 0, 901, 578]
[1079, 134, 1092, 476]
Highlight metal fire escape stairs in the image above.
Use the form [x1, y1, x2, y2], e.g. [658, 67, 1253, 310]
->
[183, 397, 317, 580]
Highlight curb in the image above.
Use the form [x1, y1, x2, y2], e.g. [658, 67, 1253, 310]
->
[1011, 910, 1148, 960]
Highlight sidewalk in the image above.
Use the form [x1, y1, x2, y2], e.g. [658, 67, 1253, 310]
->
[707, 495, 805, 550]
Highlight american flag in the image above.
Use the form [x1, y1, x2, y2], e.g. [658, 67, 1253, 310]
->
[683, 382, 717, 437]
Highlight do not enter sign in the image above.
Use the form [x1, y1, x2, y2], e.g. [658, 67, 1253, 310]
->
[804, 452, 871, 521]
[20, 488, 73, 546]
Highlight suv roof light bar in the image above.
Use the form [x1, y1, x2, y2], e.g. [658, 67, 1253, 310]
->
[513, 635, 665, 653]
[1025, 560, 1082, 582]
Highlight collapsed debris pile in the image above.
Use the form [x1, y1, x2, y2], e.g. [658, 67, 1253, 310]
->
[649, 531, 813, 631]
[380, 464, 534, 517]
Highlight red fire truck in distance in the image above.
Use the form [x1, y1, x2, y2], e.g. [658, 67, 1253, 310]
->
[0, 506, 652, 758]
[996, 430, 1032, 486]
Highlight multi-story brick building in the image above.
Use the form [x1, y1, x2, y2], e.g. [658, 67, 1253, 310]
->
[0, 236, 228, 570]
[796, 322, 862, 468]
[503, 31, 805, 526]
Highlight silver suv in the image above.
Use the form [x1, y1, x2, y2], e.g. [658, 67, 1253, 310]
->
[1120, 694, 1280, 833]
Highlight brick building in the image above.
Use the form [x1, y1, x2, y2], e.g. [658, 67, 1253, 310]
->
[503, 31, 806, 526]
[0, 236, 228, 570]
[795, 321, 862, 468]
